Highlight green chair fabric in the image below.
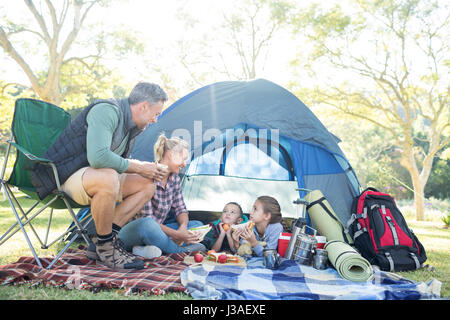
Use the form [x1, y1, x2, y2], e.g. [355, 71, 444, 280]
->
[9, 99, 70, 189]
[0, 98, 91, 269]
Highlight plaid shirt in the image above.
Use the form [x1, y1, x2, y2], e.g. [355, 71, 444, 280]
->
[136, 173, 187, 223]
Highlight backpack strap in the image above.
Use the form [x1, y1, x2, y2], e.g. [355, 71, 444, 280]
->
[353, 223, 367, 239]
[409, 252, 421, 270]
[345, 208, 368, 233]
[384, 252, 395, 272]
[385, 216, 400, 246]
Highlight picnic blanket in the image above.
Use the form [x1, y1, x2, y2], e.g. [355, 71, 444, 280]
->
[0, 247, 190, 296]
[180, 257, 442, 300]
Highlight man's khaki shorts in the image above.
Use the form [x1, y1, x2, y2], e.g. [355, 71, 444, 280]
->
[61, 167, 127, 206]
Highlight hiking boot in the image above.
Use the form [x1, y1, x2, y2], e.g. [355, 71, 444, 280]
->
[85, 227, 121, 261]
[96, 235, 145, 270]
[85, 236, 99, 261]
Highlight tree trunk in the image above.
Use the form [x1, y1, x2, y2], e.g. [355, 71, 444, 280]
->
[411, 172, 425, 221]
[400, 144, 426, 221]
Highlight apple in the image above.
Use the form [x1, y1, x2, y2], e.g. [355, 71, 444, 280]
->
[194, 253, 204, 263]
[218, 254, 227, 264]
[222, 223, 230, 231]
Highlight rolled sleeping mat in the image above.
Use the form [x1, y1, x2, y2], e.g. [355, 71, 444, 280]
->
[325, 240, 373, 282]
[305, 189, 353, 244]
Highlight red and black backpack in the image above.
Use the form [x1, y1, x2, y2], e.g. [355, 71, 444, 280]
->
[347, 187, 427, 271]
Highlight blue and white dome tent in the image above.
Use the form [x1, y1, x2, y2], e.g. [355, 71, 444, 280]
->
[132, 79, 360, 226]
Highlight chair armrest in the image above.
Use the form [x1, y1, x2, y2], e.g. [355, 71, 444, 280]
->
[9, 141, 64, 190]
[9, 141, 52, 164]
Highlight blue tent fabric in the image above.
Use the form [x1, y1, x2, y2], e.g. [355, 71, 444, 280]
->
[132, 79, 345, 161]
[132, 79, 360, 224]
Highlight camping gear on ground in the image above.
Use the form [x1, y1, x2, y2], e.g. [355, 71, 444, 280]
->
[263, 248, 281, 269]
[278, 232, 291, 257]
[313, 249, 329, 270]
[284, 219, 305, 260]
[293, 188, 310, 221]
[285, 218, 313, 260]
[181, 256, 442, 300]
[292, 234, 317, 266]
[316, 236, 327, 249]
[292, 225, 317, 265]
[325, 240, 373, 282]
[305, 189, 353, 244]
[131, 79, 361, 226]
[347, 187, 427, 272]
[0, 98, 92, 269]
[284, 188, 313, 260]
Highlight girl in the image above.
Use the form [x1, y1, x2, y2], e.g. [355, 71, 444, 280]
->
[233, 196, 283, 257]
[202, 202, 248, 253]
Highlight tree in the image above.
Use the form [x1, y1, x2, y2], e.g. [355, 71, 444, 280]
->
[0, 0, 104, 104]
[307, 102, 414, 200]
[291, 0, 449, 220]
[177, 0, 294, 85]
[0, 0, 142, 107]
[0, 82, 37, 147]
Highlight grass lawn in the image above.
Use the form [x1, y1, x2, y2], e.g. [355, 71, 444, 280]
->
[0, 194, 448, 300]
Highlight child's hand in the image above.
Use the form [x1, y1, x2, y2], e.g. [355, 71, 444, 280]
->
[218, 222, 226, 235]
[231, 228, 243, 241]
[240, 226, 258, 247]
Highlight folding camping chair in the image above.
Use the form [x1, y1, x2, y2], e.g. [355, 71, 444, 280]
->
[0, 98, 92, 269]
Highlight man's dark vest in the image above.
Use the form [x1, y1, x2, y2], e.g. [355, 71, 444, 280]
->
[29, 98, 143, 200]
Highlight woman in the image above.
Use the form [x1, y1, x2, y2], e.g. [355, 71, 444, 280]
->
[118, 134, 206, 257]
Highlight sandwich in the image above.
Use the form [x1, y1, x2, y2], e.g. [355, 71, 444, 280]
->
[188, 224, 212, 242]
[231, 220, 255, 232]
[207, 251, 240, 264]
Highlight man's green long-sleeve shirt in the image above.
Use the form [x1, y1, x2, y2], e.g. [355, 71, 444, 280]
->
[86, 103, 130, 173]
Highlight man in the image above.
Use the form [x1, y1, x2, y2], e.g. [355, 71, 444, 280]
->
[30, 82, 168, 270]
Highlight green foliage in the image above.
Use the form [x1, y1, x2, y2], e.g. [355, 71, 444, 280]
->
[425, 158, 450, 200]
[442, 213, 450, 228]
[292, 4, 352, 37]
[110, 28, 145, 59]
[58, 61, 128, 109]
[305, 100, 413, 199]
[0, 82, 38, 151]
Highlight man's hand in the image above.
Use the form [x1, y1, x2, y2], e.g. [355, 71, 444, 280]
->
[142, 162, 167, 181]
[127, 160, 168, 181]
[172, 228, 202, 246]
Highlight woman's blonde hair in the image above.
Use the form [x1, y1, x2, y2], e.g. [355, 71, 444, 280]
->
[154, 134, 189, 162]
